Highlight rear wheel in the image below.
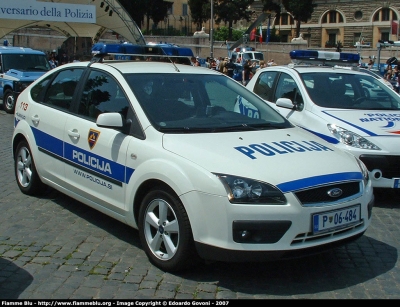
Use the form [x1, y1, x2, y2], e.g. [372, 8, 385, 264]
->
[138, 187, 198, 272]
[3, 89, 16, 114]
[14, 141, 46, 195]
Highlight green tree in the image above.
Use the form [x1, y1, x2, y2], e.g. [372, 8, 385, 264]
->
[260, 0, 283, 43]
[281, 0, 317, 38]
[188, 0, 209, 31]
[214, 26, 244, 41]
[119, 0, 146, 28]
[260, 0, 282, 21]
[214, 0, 255, 40]
[119, 0, 172, 33]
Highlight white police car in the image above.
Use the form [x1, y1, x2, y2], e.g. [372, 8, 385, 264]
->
[12, 43, 373, 272]
[246, 50, 400, 191]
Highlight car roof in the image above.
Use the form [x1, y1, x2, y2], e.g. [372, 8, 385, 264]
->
[260, 64, 368, 75]
[59, 60, 223, 75]
[0, 46, 45, 55]
[106, 61, 221, 74]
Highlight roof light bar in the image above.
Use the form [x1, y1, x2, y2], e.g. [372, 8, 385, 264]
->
[91, 43, 194, 62]
[234, 47, 256, 53]
[289, 50, 360, 66]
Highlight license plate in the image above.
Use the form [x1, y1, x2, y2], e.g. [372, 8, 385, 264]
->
[313, 205, 360, 234]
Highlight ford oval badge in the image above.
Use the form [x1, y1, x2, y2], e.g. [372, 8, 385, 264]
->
[327, 188, 343, 198]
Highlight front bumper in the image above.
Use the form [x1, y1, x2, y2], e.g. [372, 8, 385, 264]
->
[359, 154, 400, 188]
[181, 184, 374, 262]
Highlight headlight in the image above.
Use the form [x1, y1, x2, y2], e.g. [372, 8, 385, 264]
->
[327, 124, 380, 150]
[215, 174, 286, 204]
[355, 157, 370, 185]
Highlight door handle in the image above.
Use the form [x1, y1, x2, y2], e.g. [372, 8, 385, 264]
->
[67, 129, 80, 139]
[31, 115, 40, 125]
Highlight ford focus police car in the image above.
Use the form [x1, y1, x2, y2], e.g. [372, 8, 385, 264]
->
[12, 43, 374, 272]
[246, 50, 400, 191]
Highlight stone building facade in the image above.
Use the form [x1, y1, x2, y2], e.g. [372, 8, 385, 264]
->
[4, 0, 400, 65]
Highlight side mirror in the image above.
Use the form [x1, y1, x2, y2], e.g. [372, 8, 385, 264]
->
[276, 97, 295, 109]
[97, 112, 123, 128]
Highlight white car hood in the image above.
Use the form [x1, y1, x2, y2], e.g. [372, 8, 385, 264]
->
[162, 127, 362, 192]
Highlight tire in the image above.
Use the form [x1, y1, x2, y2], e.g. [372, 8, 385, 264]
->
[14, 141, 46, 195]
[3, 89, 16, 114]
[138, 187, 198, 272]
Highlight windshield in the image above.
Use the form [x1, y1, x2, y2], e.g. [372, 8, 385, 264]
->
[254, 52, 264, 60]
[242, 52, 264, 61]
[301, 72, 400, 110]
[126, 73, 292, 132]
[2, 54, 51, 72]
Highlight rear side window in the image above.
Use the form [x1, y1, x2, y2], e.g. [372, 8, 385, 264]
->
[30, 68, 84, 110]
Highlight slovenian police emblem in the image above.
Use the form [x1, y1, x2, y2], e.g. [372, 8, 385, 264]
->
[88, 129, 100, 149]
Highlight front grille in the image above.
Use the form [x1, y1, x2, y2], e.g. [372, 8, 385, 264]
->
[359, 155, 400, 179]
[295, 181, 361, 206]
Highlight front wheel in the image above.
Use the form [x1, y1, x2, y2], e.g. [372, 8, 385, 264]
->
[3, 89, 16, 114]
[138, 187, 198, 272]
[14, 141, 46, 195]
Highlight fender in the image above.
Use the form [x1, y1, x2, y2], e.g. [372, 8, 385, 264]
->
[125, 155, 224, 228]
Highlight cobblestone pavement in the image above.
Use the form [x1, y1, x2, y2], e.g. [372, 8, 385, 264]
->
[0, 106, 399, 300]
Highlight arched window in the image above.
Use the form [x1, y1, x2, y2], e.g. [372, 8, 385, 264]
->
[279, 13, 294, 26]
[373, 8, 397, 21]
[321, 10, 344, 24]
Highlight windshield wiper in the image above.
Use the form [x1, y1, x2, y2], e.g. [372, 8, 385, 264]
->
[220, 123, 287, 130]
[157, 123, 287, 133]
[157, 126, 214, 133]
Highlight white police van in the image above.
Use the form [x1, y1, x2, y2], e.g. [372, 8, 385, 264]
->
[230, 46, 264, 65]
[246, 50, 400, 190]
[12, 43, 373, 272]
[0, 46, 51, 113]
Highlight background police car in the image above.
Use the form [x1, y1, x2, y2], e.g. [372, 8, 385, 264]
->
[246, 50, 400, 191]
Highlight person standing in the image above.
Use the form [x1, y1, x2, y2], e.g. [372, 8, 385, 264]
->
[190, 56, 200, 67]
[384, 65, 393, 81]
[215, 57, 222, 71]
[393, 65, 400, 93]
[219, 57, 228, 75]
[242, 64, 252, 86]
[49, 56, 58, 69]
[60, 52, 69, 65]
[205, 57, 211, 68]
[256, 60, 267, 72]
[210, 59, 217, 70]
[367, 59, 374, 70]
[226, 58, 235, 78]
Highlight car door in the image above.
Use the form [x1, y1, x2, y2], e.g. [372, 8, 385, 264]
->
[63, 69, 132, 213]
[26, 67, 84, 185]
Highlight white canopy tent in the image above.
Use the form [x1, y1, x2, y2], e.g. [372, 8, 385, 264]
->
[0, 0, 146, 45]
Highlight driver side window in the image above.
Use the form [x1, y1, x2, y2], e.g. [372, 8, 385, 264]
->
[253, 71, 277, 101]
[274, 73, 303, 109]
[79, 71, 130, 121]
